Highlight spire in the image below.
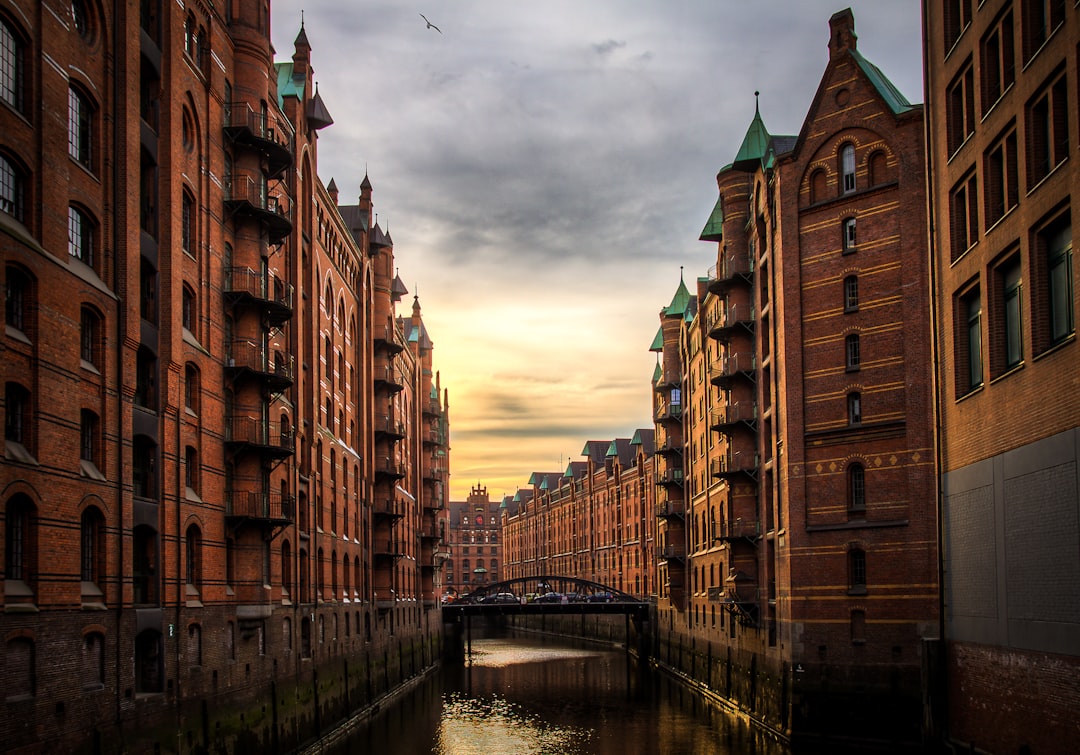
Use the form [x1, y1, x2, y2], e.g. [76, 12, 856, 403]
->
[732, 92, 770, 171]
[327, 177, 339, 204]
[664, 268, 692, 317]
[306, 81, 334, 130]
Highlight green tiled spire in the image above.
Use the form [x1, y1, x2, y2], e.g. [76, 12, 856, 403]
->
[732, 92, 770, 171]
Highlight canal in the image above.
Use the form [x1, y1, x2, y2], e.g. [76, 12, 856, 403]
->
[323, 631, 788, 754]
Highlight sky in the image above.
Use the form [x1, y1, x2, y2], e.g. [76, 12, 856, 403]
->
[269, 1, 925, 502]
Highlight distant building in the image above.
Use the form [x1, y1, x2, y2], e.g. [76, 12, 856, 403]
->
[923, 1, 1080, 751]
[0, 3, 447, 750]
[445, 485, 503, 595]
[656, 9, 937, 743]
[501, 432, 657, 599]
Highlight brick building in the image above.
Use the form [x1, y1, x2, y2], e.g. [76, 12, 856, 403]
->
[1, 1, 448, 750]
[653, 9, 938, 744]
[923, 1, 1080, 751]
[443, 484, 503, 597]
[500, 432, 657, 599]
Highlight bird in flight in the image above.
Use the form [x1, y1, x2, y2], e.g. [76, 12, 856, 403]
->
[419, 13, 442, 33]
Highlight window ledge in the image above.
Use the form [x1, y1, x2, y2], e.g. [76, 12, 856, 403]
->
[81, 459, 106, 480]
[847, 586, 868, 596]
[185, 487, 202, 502]
[5, 324, 31, 345]
[80, 358, 101, 375]
[1034, 333, 1076, 363]
[5, 441, 38, 466]
[990, 362, 1025, 385]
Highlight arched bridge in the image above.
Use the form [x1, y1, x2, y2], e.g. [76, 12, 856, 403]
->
[441, 575, 651, 622]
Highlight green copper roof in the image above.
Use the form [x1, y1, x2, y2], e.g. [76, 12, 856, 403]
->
[664, 275, 691, 317]
[851, 49, 916, 115]
[606, 441, 618, 458]
[649, 325, 664, 352]
[275, 62, 305, 107]
[732, 99, 770, 171]
[652, 362, 662, 383]
[631, 429, 643, 446]
[699, 194, 724, 242]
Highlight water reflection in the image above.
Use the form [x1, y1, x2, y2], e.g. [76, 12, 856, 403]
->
[328, 634, 786, 755]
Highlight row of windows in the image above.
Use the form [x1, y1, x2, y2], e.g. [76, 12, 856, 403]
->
[955, 212, 1073, 396]
[943, 0, 1066, 65]
[948, 65, 1070, 261]
[807, 145, 893, 205]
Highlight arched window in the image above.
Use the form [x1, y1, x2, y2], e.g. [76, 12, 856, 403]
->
[0, 152, 26, 221]
[868, 150, 888, 186]
[843, 275, 859, 312]
[81, 506, 105, 585]
[1, 16, 27, 113]
[845, 334, 861, 370]
[281, 539, 292, 595]
[848, 463, 866, 510]
[181, 283, 196, 337]
[5, 494, 36, 588]
[5, 381, 32, 452]
[185, 524, 201, 587]
[840, 143, 856, 194]
[181, 189, 195, 257]
[68, 205, 96, 269]
[184, 363, 199, 413]
[5, 264, 31, 334]
[847, 392, 862, 425]
[68, 84, 94, 169]
[809, 169, 827, 204]
[81, 306, 101, 366]
[140, 257, 157, 323]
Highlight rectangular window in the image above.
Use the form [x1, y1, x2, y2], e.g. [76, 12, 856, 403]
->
[983, 126, 1018, 228]
[980, 10, 1015, 115]
[958, 287, 983, 394]
[1034, 214, 1073, 350]
[950, 172, 978, 261]
[943, 0, 971, 52]
[80, 309, 97, 365]
[1021, 0, 1066, 64]
[999, 258, 1023, 371]
[1026, 70, 1069, 188]
[181, 193, 193, 255]
[946, 60, 976, 155]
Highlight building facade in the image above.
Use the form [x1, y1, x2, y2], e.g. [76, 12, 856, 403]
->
[500, 432, 657, 599]
[1, 1, 448, 751]
[923, 1, 1080, 751]
[444, 484, 503, 597]
[652, 10, 938, 744]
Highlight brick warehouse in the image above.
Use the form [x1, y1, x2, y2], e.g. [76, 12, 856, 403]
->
[923, 0, 1080, 752]
[0, 1, 449, 752]
[651, 9, 938, 745]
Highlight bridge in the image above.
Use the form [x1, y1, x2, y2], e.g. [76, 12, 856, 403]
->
[441, 576, 653, 660]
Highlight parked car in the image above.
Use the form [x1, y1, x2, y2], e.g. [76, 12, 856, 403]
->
[586, 591, 615, 603]
[533, 592, 564, 604]
[480, 592, 519, 604]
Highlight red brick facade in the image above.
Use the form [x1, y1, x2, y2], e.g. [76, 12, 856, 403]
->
[1, 1, 448, 750]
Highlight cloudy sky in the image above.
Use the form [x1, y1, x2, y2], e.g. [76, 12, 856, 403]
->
[269, 1, 925, 501]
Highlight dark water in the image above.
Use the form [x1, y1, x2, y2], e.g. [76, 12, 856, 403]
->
[327, 634, 788, 754]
